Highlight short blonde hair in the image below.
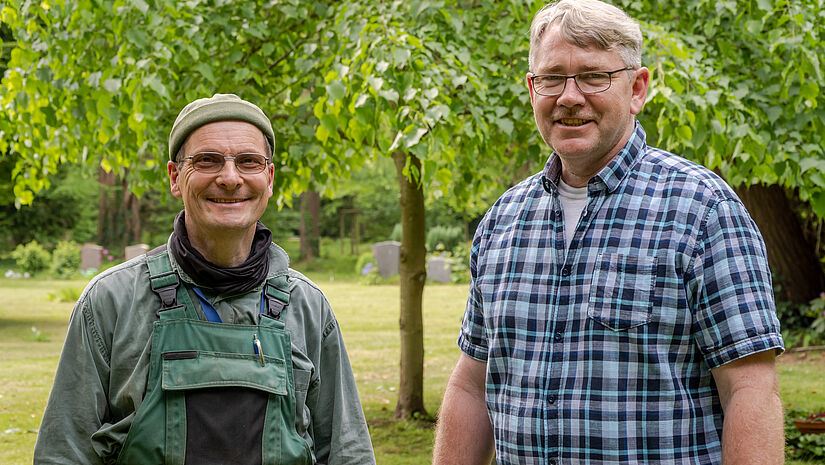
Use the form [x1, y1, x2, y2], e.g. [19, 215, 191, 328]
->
[528, 0, 643, 72]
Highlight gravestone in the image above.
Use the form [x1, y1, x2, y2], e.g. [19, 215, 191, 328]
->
[81, 244, 103, 271]
[125, 244, 150, 261]
[427, 256, 452, 283]
[371, 241, 400, 279]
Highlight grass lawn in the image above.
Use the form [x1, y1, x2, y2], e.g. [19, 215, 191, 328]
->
[1, 275, 824, 464]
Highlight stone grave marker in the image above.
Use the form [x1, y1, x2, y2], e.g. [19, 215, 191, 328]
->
[125, 244, 150, 261]
[371, 241, 400, 279]
[427, 256, 452, 283]
[81, 244, 103, 271]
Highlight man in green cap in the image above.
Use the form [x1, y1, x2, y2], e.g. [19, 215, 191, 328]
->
[34, 94, 376, 465]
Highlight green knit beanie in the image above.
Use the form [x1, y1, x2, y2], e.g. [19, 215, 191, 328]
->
[168, 93, 275, 161]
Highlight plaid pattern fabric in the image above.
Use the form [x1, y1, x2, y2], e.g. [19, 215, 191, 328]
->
[458, 123, 784, 465]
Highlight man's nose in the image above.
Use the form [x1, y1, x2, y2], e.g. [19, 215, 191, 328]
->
[555, 76, 586, 106]
[216, 159, 244, 186]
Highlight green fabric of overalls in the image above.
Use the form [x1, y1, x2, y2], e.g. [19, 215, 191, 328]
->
[116, 249, 312, 465]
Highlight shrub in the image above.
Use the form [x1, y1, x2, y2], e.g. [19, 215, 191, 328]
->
[355, 251, 375, 276]
[50, 241, 81, 278]
[426, 225, 464, 252]
[390, 223, 402, 242]
[10, 240, 51, 275]
[785, 408, 825, 462]
[778, 293, 825, 349]
[449, 242, 471, 283]
[48, 286, 83, 302]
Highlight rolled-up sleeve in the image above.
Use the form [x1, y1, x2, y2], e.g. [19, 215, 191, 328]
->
[689, 198, 784, 369]
[458, 225, 489, 362]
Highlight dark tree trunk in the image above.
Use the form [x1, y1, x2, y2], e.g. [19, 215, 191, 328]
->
[733, 183, 825, 303]
[391, 150, 428, 420]
[97, 167, 116, 245]
[122, 176, 136, 246]
[131, 190, 141, 243]
[299, 190, 321, 261]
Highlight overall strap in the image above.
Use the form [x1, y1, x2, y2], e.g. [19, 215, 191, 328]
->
[145, 245, 196, 319]
[264, 275, 290, 320]
[146, 245, 180, 314]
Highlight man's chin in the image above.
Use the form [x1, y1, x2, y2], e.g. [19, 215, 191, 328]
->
[550, 140, 598, 159]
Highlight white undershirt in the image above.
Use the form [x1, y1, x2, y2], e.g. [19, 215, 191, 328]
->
[557, 179, 588, 252]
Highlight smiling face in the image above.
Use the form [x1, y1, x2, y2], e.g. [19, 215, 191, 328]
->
[527, 25, 649, 185]
[168, 120, 274, 244]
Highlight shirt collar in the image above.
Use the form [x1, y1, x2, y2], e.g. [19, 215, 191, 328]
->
[541, 121, 646, 194]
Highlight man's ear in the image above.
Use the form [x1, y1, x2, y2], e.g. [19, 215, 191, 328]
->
[168, 161, 183, 199]
[526, 73, 537, 108]
[266, 162, 275, 198]
[629, 67, 650, 115]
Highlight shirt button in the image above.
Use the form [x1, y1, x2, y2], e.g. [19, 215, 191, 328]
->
[561, 266, 571, 277]
[554, 331, 563, 342]
[548, 395, 556, 404]
[549, 460, 557, 465]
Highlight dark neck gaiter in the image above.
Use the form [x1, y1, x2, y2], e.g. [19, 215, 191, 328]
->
[168, 211, 272, 295]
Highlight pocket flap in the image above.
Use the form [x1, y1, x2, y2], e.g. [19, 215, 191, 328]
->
[162, 351, 287, 396]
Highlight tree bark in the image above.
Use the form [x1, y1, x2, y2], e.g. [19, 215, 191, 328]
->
[299, 190, 321, 261]
[97, 167, 116, 245]
[122, 176, 135, 246]
[131, 190, 141, 243]
[733, 183, 825, 303]
[391, 150, 428, 419]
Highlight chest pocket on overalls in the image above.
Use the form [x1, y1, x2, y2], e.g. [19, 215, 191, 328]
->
[116, 250, 312, 465]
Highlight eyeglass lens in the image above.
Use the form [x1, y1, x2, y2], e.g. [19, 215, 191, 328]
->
[533, 71, 615, 96]
[187, 152, 268, 174]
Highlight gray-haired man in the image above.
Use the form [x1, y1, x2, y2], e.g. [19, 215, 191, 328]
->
[433, 1, 785, 464]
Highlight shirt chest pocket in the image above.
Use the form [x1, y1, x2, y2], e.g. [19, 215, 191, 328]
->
[587, 253, 657, 331]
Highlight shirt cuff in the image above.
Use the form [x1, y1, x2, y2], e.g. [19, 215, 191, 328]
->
[704, 332, 785, 369]
[457, 334, 488, 362]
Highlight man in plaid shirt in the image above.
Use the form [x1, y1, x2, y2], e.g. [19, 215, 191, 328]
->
[433, 1, 785, 464]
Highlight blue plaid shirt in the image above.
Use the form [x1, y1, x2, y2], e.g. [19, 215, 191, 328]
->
[459, 123, 784, 465]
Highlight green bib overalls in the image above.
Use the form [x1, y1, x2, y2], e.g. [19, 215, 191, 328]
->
[116, 249, 312, 465]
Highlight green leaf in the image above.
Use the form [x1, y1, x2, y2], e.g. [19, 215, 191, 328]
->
[320, 114, 338, 135]
[812, 191, 825, 219]
[379, 89, 399, 103]
[262, 43, 275, 57]
[124, 29, 149, 48]
[392, 47, 411, 66]
[143, 74, 169, 99]
[102, 78, 122, 93]
[194, 63, 216, 84]
[128, 0, 150, 14]
[327, 82, 347, 101]
[405, 127, 428, 148]
[497, 118, 513, 134]
[799, 158, 825, 174]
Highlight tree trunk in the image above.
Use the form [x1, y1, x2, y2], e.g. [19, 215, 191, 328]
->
[131, 190, 141, 243]
[122, 176, 132, 247]
[391, 150, 428, 419]
[299, 190, 321, 261]
[733, 183, 825, 303]
[97, 167, 116, 245]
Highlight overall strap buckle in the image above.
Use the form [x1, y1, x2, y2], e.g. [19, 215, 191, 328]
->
[264, 275, 290, 320]
[151, 271, 180, 309]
